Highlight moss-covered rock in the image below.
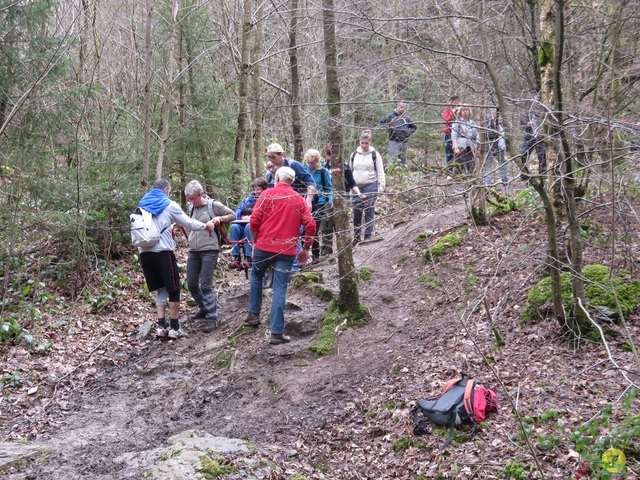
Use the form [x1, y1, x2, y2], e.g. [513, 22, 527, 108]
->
[289, 271, 323, 289]
[487, 191, 519, 217]
[414, 231, 431, 243]
[521, 265, 640, 324]
[198, 455, 238, 478]
[422, 227, 468, 262]
[311, 284, 334, 302]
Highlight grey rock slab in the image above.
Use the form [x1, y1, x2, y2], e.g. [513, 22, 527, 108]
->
[113, 429, 268, 479]
[0, 442, 55, 473]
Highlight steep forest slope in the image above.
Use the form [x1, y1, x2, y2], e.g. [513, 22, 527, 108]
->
[1, 179, 639, 479]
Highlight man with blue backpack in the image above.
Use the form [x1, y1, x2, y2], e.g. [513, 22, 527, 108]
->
[134, 178, 216, 339]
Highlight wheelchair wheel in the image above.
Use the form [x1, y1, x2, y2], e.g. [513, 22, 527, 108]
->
[262, 265, 274, 289]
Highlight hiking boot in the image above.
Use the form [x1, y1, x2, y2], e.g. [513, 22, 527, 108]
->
[155, 327, 168, 338]
[269, 334, 291, 345]
[244, 312, 261, 327]
[230, 260, 242, 270]
[201, 319, 219, 333]
[167, 328, 187, 339]
[241, 260, 252, 269]
[191, 309, 206, 320]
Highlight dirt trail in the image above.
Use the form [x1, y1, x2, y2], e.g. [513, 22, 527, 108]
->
[1, 196, 465, 479]
[4, 188, 639, 479]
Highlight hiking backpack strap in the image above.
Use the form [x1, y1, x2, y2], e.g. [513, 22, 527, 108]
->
[207, 199, 229, 245]
[411, 404, 430, 436]
[206, 199, 215, 220]
[463, 379, 476, 422]
[317, 168, 327, 201]
[188, 200, 216, 220]
[441, 377, 462, 395]
[463, 379, 479, 440]
[440, 416, 457, 451]
[437, 377, 463, 451]
[350, 150, 377, 174]
[189, 200, 220, 241]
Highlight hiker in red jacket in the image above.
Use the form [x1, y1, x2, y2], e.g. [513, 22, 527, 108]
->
[243, 166, 316, 345]
[442, 94, 461, 173]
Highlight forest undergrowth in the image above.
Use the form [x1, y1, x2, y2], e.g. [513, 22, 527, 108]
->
[0, 166, 639, 479]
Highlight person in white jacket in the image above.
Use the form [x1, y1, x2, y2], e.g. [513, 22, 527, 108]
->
[137, 178, 215, 339]
[451, 105, 478, 173]
[350, 129, 386, 243]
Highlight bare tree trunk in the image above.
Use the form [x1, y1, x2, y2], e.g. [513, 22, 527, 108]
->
[251, 2, 265, 178]
[289, 0, 303, 161]
[181, 7, 208, 175]
[479, 0, 510, 152]
[233, 0, 252, 168]
[142, 0, 155, 188]
[77, 0, 90, 84]
[530, 177, 565, 330]
[322, 0, 360, 312]
[177, 2, 187, 207]
[156, 0, 179, 180]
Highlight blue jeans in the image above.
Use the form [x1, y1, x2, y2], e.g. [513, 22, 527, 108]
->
[388, 140, 408, 164]
[353, 182, 378, 239]
[186, 250, 219, 320]
[230, 223, 252, 258]
[444, 133, 454, 171]
[248, 248, 295, 335]
[484, 146, 509, 185]
[291, 225, 303, 272]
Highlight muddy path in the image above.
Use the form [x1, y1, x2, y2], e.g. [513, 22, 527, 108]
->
[3, 187, 639, 479]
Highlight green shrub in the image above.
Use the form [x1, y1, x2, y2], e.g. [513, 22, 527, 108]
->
[500, 461, 531, 479]
[359, 268, 372, 281]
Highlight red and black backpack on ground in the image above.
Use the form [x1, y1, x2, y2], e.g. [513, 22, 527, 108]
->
[411, 376, 498, 450]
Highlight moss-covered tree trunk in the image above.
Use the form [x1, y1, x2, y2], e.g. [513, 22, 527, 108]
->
[322, 0, 360, 313]
[538, 0, 589, 338]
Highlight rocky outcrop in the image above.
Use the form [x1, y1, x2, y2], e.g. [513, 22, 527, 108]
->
[0, 442, 54, 473]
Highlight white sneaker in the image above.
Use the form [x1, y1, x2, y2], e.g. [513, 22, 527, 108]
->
[167, 328, 187, 339]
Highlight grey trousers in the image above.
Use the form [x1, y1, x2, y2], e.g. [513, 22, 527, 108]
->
[187, 250, 219, 320]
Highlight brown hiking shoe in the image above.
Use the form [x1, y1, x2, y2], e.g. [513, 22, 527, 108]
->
[244, 312, 261, 327]
[269, 334, 291, 345]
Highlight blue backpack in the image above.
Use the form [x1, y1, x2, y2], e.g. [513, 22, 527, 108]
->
[411, 377, 498, 450]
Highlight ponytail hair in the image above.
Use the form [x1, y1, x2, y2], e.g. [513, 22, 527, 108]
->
[360, 129, 372, 140]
